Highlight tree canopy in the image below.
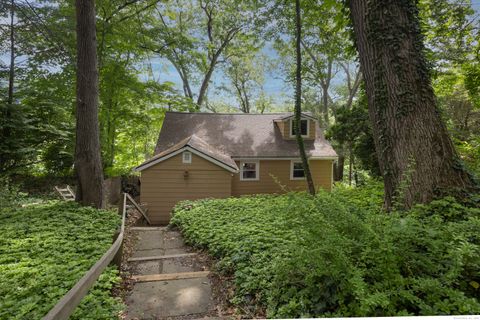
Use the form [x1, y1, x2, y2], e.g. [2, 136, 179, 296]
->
[0, 0, 478, 205]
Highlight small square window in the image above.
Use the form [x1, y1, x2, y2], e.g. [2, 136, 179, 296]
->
[291, 161, 306, 180]
[182, 151, 192, 164]
[290, 119, 309, 137]
[240, 161, 259, 181]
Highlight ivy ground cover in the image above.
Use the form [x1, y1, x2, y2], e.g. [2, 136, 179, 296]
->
[0, 200, 123, 319]
[171, 184, 480, 318]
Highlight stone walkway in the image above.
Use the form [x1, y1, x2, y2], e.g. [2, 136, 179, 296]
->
[125, 227, 214, 319]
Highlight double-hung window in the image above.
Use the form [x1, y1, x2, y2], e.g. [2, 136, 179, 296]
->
[291, 160, 306, 180]
[290, 119, 309, 137]
[240, 161, 259, 181]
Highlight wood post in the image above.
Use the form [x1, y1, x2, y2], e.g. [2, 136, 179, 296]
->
[117, 197, 123, 216]
[111, 228, 123, 269]
[126, 193, 151, 225]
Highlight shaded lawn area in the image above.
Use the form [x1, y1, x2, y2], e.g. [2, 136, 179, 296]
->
[171, 183, 480, 318]
[0, 200, 123, 319]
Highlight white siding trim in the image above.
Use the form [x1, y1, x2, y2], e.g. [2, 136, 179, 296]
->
[135, 146, 238, 173]
[276, 113, 317, 121]
[239, 160, 260, 181]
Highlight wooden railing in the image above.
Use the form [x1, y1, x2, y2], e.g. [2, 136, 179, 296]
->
[43, 193, 148, 320]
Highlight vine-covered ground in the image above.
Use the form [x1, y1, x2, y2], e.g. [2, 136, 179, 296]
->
[0, 196, 123, 319]
[172, 183, 480, 318]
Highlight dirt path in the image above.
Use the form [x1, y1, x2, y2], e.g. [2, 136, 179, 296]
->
[124, 227, 217, 319]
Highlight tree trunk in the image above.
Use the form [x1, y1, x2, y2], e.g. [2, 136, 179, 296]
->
[74, 0, 105, 208]
[5, 0, 15, 137]
[349, 145, 353, 186]
[334, 153, 345, 181]
[196, 52, 221, 108]
[1, 0, 15, 170]
[7, 0, 14, 109]
[321, 60, 333, 127]
[348, 0, 477, 209]
[295, 0, 315, 196]
[321, 83, 329, 126]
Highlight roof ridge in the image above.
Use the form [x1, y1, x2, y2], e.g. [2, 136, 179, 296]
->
[187, 134, 231, 157]
[186, 134, 208, 146]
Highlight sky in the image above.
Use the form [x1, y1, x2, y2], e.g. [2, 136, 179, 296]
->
[1, 2, 479, 108]
[145, 2, 480, 109]
[143, 42, 292, 108]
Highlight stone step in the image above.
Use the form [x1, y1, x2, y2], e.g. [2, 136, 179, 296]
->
[126, 277, 212, 319]
[131, 255, 208, 276]
[128, 252, 197, 262]
[130, 226, 166, 231]
[132, 271, 210, 282]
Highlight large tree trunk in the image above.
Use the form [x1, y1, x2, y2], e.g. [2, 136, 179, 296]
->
[295, 0, 315, 196]
[7, 0, 14, 109]
[348, 0, 477, 209]
[1, 0, 15, 170]
[74, 0, 105, 208]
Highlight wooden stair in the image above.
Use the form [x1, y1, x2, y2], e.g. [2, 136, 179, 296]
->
[54, 185, 75, 201]
[131, 271, 210, 283]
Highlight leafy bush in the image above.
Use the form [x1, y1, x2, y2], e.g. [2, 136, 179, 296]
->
[0, 177, 29, 210]
[0, 200, 123, 319]
[171, 185, 480, 317]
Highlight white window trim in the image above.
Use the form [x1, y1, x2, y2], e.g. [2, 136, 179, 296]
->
[289, 118, 310, 138]
[182, 151, 192, 164]
[240, 160, 260, 181]
[290, 160, 306, 180]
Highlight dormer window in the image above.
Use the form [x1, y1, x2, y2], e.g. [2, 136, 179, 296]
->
[290, 119, 309, 138]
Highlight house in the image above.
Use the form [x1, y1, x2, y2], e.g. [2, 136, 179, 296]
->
[135, 112, 338, 224]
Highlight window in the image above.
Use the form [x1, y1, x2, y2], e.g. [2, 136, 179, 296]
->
[290, 119, 309, 137]
[291, 161, 306, 180]
[240, 161, 259, 181]
[182, 151, 192, 164]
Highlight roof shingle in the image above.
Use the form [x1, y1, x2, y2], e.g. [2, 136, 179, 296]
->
[154, 112, 337, 159]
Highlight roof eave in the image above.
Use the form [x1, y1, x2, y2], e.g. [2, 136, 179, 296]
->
[273, 113, 317, 121]
[231, 155, 338, 160]
[135, 146, 239, 173]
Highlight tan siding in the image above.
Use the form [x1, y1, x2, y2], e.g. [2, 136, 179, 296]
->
[275, 121, 285, 136]
[232, 159, 333, 196]
[140, 153, 231, 224]
[283, 119, 291, 138]
[282, 119, 316, 140]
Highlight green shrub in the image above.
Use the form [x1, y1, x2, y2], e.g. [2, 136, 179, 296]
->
[0, 200, 123, 319]
[171, 185, 480, 318]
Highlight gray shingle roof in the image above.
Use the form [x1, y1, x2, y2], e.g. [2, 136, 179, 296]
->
[153, 112, 337, 160]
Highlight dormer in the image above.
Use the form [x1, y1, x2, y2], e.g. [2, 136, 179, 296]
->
[274, 113, 317, 140]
